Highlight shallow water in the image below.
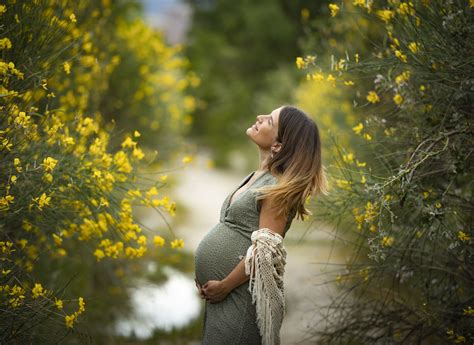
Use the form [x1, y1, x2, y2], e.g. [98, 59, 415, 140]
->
[114, 265, 201, 339]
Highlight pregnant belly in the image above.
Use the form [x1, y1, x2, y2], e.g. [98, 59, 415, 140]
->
[194, 222, 251, 286]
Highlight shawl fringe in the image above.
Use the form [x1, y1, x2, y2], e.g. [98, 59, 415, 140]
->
[243, 228, 287, 345]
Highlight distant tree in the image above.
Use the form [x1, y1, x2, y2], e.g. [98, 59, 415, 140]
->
[184, 0, 327, 167]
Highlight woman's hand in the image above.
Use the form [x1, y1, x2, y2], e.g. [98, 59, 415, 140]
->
[201, 280, 231, 304]
[194, 278, 206, 299]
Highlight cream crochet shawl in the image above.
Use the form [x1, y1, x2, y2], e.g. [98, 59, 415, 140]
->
[243, 228, 287, 345]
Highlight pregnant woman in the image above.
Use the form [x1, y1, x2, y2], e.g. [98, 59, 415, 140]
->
[194, 105, 328, 345]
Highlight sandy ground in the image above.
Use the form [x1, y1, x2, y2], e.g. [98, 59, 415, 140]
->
[147, 150, 343, 344]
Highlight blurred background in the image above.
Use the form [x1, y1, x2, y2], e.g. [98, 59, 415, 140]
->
[132, 1, 351, 343]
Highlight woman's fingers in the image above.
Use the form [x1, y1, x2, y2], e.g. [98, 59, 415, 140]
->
[195, 281, 206, 299]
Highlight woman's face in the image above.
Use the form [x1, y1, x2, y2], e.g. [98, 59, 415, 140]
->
[246, 106, 282, 150]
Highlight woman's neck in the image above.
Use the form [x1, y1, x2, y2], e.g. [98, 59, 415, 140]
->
[258, 149, 272, 172]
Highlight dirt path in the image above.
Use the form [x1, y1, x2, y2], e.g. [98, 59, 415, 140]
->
[169, 150, 342, 344]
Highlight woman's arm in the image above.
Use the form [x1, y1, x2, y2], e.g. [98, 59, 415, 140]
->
[222, 194, 287, 291]
[222, 257, 248, 292]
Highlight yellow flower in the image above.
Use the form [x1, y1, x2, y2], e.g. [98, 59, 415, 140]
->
[390, 33, 400, 49]
[153, 235, 165, 247]
[326, 74, 336, 87]
[69, 13, 77, 23]
[42, 157, 58, 172]
[408, 42, 419, 54]
[94, 248, 105, 261]
[121, 136, 136, 149]
[363, 133, 372, 141]
[352, 122, 363, 135]
[65, 314, 76, 328]
[32, 193, 51, 211]
[342, 152, 354, 164]
[434, 201, 442, 208]
[0, 5, 6, 15]
[0, 38, 12, 50]
[55, 298, 63, 310]
[78, 297, 85, 313]
[395, 49, 407, 63]
[137, 235, 147, 245]
[114, 151, 132, 173]
[353, 0, 372, 12]
[366, 91, 380, 103]
[335, 58, 346, 71]
[356, 160, 366, 167]
[381, 236, 394, 247]
[146, 187, 159, 198]
[328, 3, 340, 17]
[32, 283, 46, 298]
[458, 231, 471, 242]
[311, 72, 324, 81]
[361, 175, 366, 184]
[395, 71, 411, 85]
[182, 155, 192, 164]
[393, 94, 403, 106]
[355, 53, 359, 63]
[171, 238, 184, 249]
[63, 61, 71, 74]
[376, 9, 395, 23]
[134, 130, 141, 137]
[335, 179, 352, 191]
[369, 224, 376, 232]
[295, 57, 305, 69]
[52, 234, 63, 246]
[344, 80, 354, 86]
[14, 111, 31, 128]
[133, 147, 145, 160]
[0, 194, 14, 211]
[397, 2, 415, 16]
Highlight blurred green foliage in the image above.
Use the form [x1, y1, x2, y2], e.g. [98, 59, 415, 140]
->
[184, 0, 329, 167]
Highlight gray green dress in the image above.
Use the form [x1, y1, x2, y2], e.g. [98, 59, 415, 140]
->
[194, 170, 297, 345]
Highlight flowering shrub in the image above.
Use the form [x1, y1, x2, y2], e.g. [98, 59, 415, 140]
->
[0, 0, 192, 341]
[298, 0, 473, 343]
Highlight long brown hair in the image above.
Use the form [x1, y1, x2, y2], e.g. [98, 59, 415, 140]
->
[255, 105, 329, 221]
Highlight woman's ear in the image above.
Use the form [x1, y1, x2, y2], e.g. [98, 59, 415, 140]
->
[272, 142, 282, 153]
